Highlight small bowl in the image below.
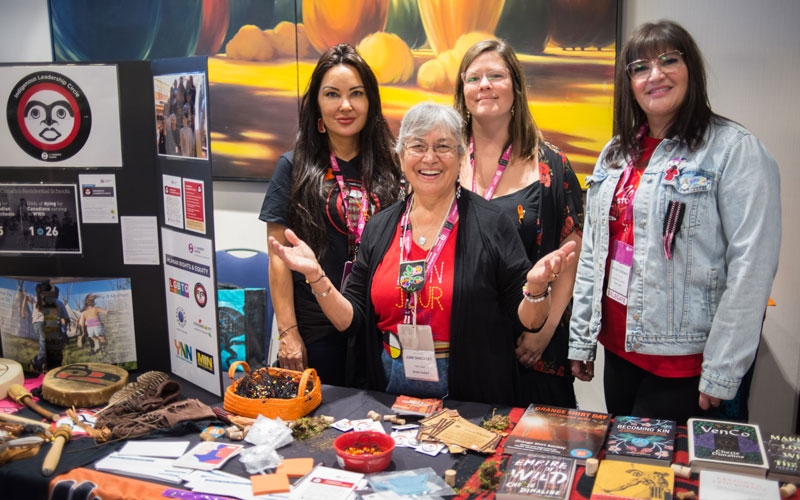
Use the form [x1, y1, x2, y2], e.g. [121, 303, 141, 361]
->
[333, 431, 395, 473]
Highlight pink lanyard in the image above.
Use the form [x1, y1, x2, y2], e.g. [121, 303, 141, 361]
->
[469, 136, 512, 200]
[329, 152, 369, 251]
[399, 194, 459, 323]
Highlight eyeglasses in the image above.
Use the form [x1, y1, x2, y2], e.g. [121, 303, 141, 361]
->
[461, 68, 509, 86]
[404, 141, 457, 157]
[626, 51, 685, 80]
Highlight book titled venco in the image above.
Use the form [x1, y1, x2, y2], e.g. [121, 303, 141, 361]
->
[687, 418, 769, 477]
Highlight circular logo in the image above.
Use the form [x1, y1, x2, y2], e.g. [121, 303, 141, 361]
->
[194, 282, 207, 308]
[7, 71, 92, 162]
[175, 306, 187, 327]
[570, 448, 593, 459]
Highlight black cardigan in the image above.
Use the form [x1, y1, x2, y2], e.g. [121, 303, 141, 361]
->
[342, 189, 532, 406]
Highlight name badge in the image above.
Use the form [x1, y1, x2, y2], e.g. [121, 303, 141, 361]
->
[607, 240, 633, 305]
[397, 324, 438, 382]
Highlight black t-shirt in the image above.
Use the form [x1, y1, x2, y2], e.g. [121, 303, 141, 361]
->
[259, 151, 372, 345]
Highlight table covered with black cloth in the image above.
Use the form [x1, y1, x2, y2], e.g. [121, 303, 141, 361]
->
[4, 376, 799, 500]
[0, 379, 495, 499]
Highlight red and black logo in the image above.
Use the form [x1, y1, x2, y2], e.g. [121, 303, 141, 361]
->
[6, 71, 92, 162]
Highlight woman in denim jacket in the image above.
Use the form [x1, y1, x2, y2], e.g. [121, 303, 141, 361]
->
[568, 20, 781, 425]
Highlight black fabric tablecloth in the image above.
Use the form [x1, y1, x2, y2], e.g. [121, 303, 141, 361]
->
[0, 377, 495, 499]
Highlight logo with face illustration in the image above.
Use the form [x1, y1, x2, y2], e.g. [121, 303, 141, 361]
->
[7, 71, 92, 161]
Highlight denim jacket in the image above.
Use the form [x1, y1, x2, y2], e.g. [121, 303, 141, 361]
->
[569, 117, 781, 400]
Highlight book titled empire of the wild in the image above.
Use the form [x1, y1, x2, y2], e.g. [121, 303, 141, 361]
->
[503, 404, 611, 464]
[496, 453, 576, 500]
[687, 418, 769, 477]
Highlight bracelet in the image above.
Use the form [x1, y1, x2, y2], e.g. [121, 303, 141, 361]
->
[311, 285, 334, 298]
[278, 324, 298, 340]
[522, 283, 551, 303]
[305, 271, 326, 284]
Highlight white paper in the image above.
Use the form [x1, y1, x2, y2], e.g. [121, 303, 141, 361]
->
[121, 216, 159, 265]
[162, 174, 184, 229]
[117, 439, 190, 458]
[79, 174, 119, 223]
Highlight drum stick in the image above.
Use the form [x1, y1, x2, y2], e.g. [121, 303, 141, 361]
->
[0, 411, 52, 432]
[42, 425, 71, 476]
[8, 384, 59, 422]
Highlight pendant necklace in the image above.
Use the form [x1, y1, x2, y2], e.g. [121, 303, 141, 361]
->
[411, 196, 452, 246]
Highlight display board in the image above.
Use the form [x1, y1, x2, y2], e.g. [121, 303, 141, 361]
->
[0, 61, 171, 377]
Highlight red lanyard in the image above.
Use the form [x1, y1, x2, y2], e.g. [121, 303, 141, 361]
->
[329, 152, 369, 255]
[469, 136, 512, 200]
[615, 124, 650, 228]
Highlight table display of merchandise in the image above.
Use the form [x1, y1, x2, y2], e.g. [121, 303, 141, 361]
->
[1, 368, 799, 500]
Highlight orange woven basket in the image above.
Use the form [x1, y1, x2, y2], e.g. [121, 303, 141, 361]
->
[223, 361, 322, 420]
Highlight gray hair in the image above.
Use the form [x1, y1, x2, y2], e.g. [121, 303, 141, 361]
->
[394, 102, 466, 156]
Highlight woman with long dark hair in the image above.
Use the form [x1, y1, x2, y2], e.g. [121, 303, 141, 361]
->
[569, 21, 781, 424]
[259, 43, 401, 385]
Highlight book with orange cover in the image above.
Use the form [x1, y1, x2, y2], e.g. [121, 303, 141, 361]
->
[391, 394, 443, 417]
[503, 404, 611, 464]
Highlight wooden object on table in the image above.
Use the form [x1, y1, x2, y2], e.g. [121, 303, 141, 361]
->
[41, 363, 128, 408]
[41, 424, 71, 476]
[0, 358, 25, 399]
[8, 384, 58, 421]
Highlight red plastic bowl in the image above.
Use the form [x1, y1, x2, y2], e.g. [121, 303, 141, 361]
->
[333, 431, 395, 473]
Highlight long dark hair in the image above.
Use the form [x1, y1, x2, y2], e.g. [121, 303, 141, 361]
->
[290, 43, 401, 255]
[606, 20, 715, 165]
[453, 38, 541, 162]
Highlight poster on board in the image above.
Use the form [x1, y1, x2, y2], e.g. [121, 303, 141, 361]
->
[153, 72, 208, 159]
[0, 183, 82, 254]
[161, 227, 219, 396]
[0, 65, 122, 167]
[0, 277, 137, 371]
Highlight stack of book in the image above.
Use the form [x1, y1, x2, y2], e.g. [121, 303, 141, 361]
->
[496, 452, 576, 500]
[590, 459, 674, 500]
[604, 416, 676, 467]
[687, 417, 769, 477]
[503, 404, 611, 464]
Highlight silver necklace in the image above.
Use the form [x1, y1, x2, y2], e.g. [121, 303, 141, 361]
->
[411, 196, 453, 246]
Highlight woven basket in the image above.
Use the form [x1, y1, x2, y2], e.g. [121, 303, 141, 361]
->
[223, 361, 322, 420]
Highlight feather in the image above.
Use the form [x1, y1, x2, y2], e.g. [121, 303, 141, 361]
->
[99, 371, 170, 414]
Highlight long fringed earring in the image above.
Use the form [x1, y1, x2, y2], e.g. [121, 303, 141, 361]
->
[317, 118, 326, 133]
[510, 105, 515, 117]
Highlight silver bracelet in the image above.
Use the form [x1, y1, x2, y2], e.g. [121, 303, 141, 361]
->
[311, 285, 334, 298]
[522, 284, 551, 303]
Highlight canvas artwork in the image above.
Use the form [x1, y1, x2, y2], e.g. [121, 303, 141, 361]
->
[0, 277, 138, 370]
[51, 0, 618, 184]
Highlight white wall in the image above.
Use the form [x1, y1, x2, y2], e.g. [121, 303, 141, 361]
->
[3, 0, 797, 433]
[0, 0, 51, 62]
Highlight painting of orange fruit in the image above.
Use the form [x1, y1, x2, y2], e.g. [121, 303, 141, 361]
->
[51, 0, 618, 185]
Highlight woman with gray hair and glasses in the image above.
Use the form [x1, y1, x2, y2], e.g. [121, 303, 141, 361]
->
[270, 102, 575, 405]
